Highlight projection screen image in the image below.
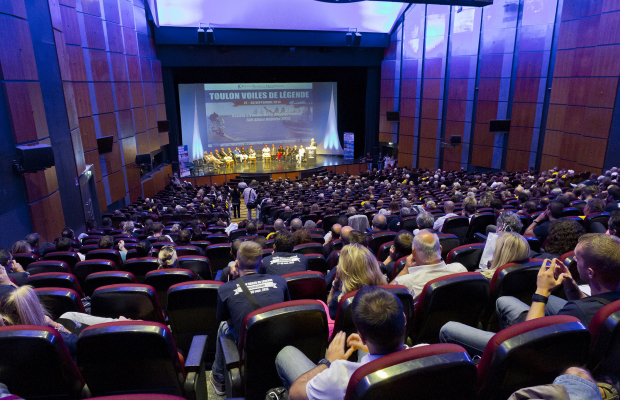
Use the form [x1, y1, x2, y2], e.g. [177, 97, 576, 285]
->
[179, 82, 343, 161]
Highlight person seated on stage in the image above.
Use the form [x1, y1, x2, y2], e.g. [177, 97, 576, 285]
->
[226, 148, 236, 163]
[310, 138, 317, 148]
[292, 145, 298, 162]
[248, 146, 257, 161]
[297, 145, 306, 163]
[207, 152, 223, 168]
[262, 145, 271, 160]
[214, 149, 223, 160]
[271, 144, 277, 158]
[203, 151, 209, 163]
[223, 151, 234, 166]
[278, 145, 284, 160]
[239, 147, 248, 163]
[284, 145, 292, 162]
[233, 147, 241, 162]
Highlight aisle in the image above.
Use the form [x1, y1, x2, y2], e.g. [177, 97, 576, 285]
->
[230, 199, 258, 224]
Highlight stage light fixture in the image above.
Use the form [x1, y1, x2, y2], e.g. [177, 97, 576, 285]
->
[346, 32, 353, 46]
[206, 27, 214, 45]
[197, 26, 205, 44]
[198, 23, 214, 45]
[346, 28, 361, 47]
[353, 32, 362, 46]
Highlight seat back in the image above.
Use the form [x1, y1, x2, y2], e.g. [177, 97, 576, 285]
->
[145, 269, 196, 309]
[369, 232, 397, 256]
[27, 260, 70, 276]
[437, 234, 460, 260]
[306, 254, 327, 274]
[445, 244, 485, 272]
[167, 280, 223, 355]
[83, 271, 136, 297]
[377, 241, 393, 262]
[206, 234, 229, 244]
[413, 273, 490, 344]
[391, 256, 409, 280]
[91, 284, 165, 323]
[322, 214, 341, 234]
[293, 243, 324, 256]
[85, 249, 123, 268]
[239, 301, 328, 400]
[174, 245, 202, 257]
[205, 244, 233, 272]
[441, 216, 470, 243]
[122, 257, 159, 283]
[525, 236, 541, 252]
[490, 259, 545, 303]
[588, 299, 620, 377]
[466, 213, 495, 243]
[344, 344, 477, 400]
[283, 271, 326, 301]
[309, 234, 324, 244]
[229, 229, 247, 242]
[34, 288, 85, 320]
[176, 255, 212, 280]
[26, 272, 83, 297]
[477, 316, 591, 400]
[0, 326, 84, 399]
[43, 252, 81, 270]
[586, 212, 610, 232]
[73, 259, 116, 288]
[76, 322, 184, 397]
[12, 253, 38, 269]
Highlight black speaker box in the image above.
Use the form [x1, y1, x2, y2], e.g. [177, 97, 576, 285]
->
[17, 144, 55, 172]
[386, 111, 400, 122]
[158, 120, 170, 132]
[450, 135, 462, 144]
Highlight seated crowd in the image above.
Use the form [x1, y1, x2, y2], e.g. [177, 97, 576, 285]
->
[2, 165, 620, 399]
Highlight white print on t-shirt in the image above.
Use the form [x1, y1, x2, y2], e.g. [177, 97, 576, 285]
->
[270, 256, 301, 265]
[233, 279, 278, 295]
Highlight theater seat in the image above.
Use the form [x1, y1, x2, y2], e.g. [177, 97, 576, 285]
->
[391, 256, 409, 280]
[465, 213, 495, 244]
[122, 257, 159, 283]
[167, 280, 223, 357]
[91, 284, 165, 324]
[145, 269, 196, 309]
[438, 234, 460, 260]
[368, 232, 396, 256]
[221, 300, 327, 399]
[174, 245, 202, 257]
[588, 300, 620, 377]
[412, 272, 489, 344]
[73, 259, 117, 288]
[206, 234, 229, 244]
[585, 212, 610, 232]
[176, 255, 212, 280]
[76, 322, 208, 399]
[86, 249, 123, 269]
[489, 259, 545, 305]
[27, 260, 70, 276]
[229, 229, 247, 242]
[476, 316, 590, 400]
[445, 244, 485, 272]
[283, 271, 326, 301]
[293, 243, 324, 256]
[401, 216, 417, 232]
[88, 395, 187, 400]
[0, 326, 85, 399]
[344, 344, 477, 400]
[331, 285, 414, 351]
[26, 272, 83, 297]
[441, 216, 470, 244]
[306, 254, 328, 274]
[43, 251, 81, 271]
[206, 244, 233, 272]
[377, 241, 393, 262]
[12, 253, 38, 269]
[83, 271, 137, 297]
[34, 287, 85, 320]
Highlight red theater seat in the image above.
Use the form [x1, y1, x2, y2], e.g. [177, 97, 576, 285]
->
[43, 251, 81, 270]
[412, 272, 489, 344]
[26, 272, 83, 297]
[167, 280, 223, 357]
[0, 326, 84, 399]
[283, 271, 326, 301]
[445, 244, 485, 272]
[476, 316, 590, 400]
[174, 245, 202, 257]
[91, 284, 165, 324]
[344, 344, 477, 400]
[293, 243, 325, 256]
[221, 300, 328, 399]
[122, 257, 159, 283]
[12, 253, 38, 269]
[26, 260, 71, 276]
[368, 232, 396, 256]
[73, 259, 117, 288]
[441, 216, 470, 244]
[206, 244, 233, 272]
[466, 213, 495, 244]
[34, 287, 85, 320]
[377, 241, 393, 262]
[588, 300, 620, 377]
[86, 249, 123, 269]
[145, 268, 196, 309]
[306, 253, 328, 274]
[83, 271, 137, 297]
[176, 255, 212, 280]
[76, 322, 207, 398]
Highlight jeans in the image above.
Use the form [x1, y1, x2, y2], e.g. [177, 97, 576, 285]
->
[553, 374, 603, 400]
[211, 322, 230, 381]
[367, 163, 372, 171]
[232, 203, 240, 219]
[275, 346, 317, 389]
[247, 208, 254, 220]
[439, 295, 569, 357]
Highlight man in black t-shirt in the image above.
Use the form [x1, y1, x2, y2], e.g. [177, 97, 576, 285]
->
[211, 241, 290, 395]
[439, 234, 620, 356]
[261, 231, 307, 276]
[524, 201, 564, 244]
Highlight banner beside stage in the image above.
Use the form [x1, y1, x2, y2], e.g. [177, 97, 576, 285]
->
[179, 82, 344, 161]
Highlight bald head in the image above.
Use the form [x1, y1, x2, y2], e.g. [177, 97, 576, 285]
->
[372, 214, 387, 231]
[412, 231, 441, 265]
[331, 224, 342, 240]
[340, 226, 354, 245]
[444, 201, 455, 214]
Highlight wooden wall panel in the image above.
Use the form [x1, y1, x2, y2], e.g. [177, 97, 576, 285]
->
[23, 167, 59, 203]
[154, 170, 164, 194]
[0, 15, 39, 80]
[29, 191, 65, 242]
[107, 170, 126, 203]
[4, 82, 49, 143]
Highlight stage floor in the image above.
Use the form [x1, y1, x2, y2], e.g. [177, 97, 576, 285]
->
[187, 155, 358, 177]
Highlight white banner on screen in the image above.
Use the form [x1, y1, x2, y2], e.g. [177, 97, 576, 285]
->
[179, 82, 343, 161]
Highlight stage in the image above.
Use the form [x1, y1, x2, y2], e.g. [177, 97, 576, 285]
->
[179, 155, 368, 186]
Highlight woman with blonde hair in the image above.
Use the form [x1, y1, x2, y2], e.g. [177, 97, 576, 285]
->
[157, 245, 177, 269]
[480, 232, 530, 279]
[0, 286, 124, 359]
[327, 244, 387, 319]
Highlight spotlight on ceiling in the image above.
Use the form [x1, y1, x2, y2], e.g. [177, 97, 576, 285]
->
[346, 28, 361, 47]
[198, 23, 214, 45]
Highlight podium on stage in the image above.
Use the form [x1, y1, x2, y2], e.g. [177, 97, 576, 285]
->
[307, 139, 317, 159]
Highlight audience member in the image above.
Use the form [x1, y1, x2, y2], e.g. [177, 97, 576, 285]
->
[261, 231, 308, 276]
